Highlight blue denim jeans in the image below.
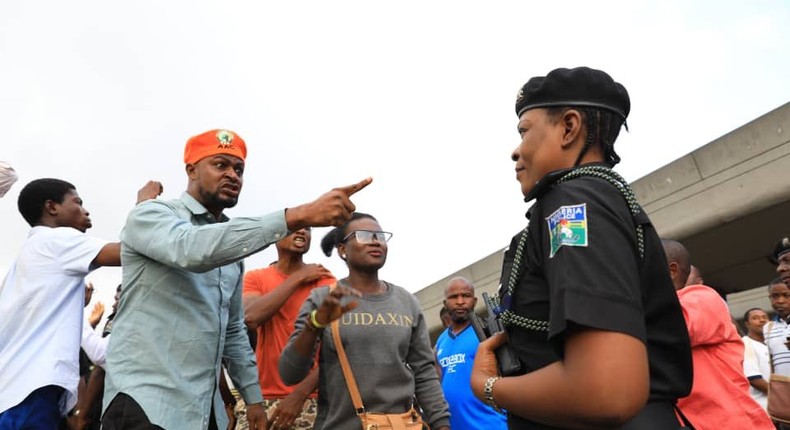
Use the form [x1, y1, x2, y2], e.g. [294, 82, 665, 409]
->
[0, 385, 65, 430]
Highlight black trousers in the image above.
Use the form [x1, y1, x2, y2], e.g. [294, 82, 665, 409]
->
[620, 401, 690, 430]
[102, 393, 218, 430]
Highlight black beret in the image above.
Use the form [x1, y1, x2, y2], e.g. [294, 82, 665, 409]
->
[771, 237, 790, 264]
[515, 67, 630, 121]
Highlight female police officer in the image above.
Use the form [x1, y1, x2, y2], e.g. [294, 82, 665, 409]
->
[470, 67, 693, 429]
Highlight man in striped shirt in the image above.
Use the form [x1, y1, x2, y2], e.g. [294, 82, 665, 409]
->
[765, 277, 790, 375]
[766, 237, 790, 374]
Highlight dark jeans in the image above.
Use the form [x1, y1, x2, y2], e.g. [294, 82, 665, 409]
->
[0, 385, 65, 430]
[102, 393, 218, 430]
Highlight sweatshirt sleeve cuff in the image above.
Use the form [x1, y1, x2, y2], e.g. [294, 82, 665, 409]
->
[430, 418, 451, 429]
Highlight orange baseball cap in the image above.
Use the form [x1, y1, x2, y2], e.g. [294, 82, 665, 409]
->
[184, 129, 247, 164]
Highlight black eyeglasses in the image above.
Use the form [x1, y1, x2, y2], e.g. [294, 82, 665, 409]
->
[342, 230, 393, 244]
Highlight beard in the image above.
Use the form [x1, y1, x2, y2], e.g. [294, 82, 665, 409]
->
[200, 188, 239, 209]
[451, 311, 470, 323]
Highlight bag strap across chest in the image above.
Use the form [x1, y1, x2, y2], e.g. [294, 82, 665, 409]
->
[327, 283, 368, 415]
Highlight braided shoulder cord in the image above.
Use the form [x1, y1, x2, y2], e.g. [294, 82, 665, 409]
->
[498, 166, 644, 332]
[555, 165, 645, 259]
[497, 227, 550, 331]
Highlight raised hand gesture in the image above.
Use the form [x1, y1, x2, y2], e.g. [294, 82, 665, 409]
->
[313, 284, 362, 326]
[87, 302, 105, 328]
[136, 180, 164, 204]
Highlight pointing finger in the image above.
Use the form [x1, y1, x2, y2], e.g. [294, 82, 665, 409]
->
[336, 177, 373, 197]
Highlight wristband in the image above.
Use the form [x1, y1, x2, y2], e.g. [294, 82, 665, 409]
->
[483, 376, 504, 413]
[309, 309, 327, 329]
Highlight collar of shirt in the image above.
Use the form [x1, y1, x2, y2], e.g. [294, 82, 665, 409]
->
[523, 162, 612, 204]
[179, 192, 230, 223]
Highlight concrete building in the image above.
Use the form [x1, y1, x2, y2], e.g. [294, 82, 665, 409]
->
[418, 102, 790, 340]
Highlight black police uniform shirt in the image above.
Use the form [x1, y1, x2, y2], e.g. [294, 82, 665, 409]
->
[499, 166, 693, 430]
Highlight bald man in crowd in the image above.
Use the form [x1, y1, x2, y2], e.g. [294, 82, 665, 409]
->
[435, 277, 507, 430]
[662, 239, 772, 429]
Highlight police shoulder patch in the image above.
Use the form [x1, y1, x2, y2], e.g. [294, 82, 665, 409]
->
[546, 203, 588, 258]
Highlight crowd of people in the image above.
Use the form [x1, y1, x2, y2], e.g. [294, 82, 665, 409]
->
[0, 66, 788, 430]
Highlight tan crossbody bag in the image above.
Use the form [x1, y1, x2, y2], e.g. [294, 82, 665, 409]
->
[329, 297, 428, 430]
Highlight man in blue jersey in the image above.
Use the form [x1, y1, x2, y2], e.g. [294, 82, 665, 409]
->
[435, 277, 507, 430]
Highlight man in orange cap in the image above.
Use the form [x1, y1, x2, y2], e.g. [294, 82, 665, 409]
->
[103, 129, 371, 430]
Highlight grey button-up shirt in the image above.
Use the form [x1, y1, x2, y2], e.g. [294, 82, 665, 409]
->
[104, 192, 288, 430]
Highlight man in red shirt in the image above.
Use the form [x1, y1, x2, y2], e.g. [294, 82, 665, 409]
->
[243, 228, 335, 429]
[662, 239, 773, 429]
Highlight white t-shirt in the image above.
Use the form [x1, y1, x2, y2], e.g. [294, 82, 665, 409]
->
[743, 335, 771, 410]
[0, 226, 107, 415]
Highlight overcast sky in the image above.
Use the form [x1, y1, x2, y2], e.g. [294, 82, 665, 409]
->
[1, 0, 789, 311]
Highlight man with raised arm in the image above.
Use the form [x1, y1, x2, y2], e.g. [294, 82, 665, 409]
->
[103, 129, 371, 430]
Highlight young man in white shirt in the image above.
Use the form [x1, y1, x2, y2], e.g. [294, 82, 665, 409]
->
[0, 178, 160, 428]
[743, 307, 771, 409]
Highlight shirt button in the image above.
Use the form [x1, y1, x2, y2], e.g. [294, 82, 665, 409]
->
[274, 233, 281, 239]
[242, 247, 248, 252]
